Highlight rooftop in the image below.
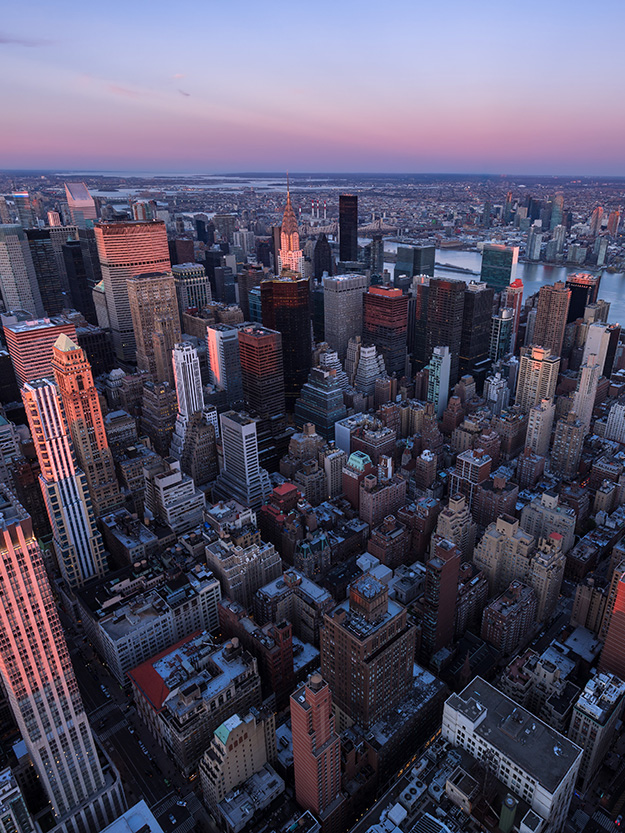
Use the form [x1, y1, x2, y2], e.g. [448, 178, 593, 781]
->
[446, 677, 582, 793]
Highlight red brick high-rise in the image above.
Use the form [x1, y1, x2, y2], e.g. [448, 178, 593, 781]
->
[532, 281, 571, 358]
[600, 573, 625, 681]
[420, 536, 461, 660]
[291, 674, 343, 823]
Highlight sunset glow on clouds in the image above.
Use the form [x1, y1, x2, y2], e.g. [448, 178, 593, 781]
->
[2, 0, 625, 174]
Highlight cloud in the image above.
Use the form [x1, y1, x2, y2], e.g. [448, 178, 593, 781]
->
[173, 73, 185, 79]
[108, 84, 144, 99]
[178, 89, 191, 97]
[0, 31, 52, 47]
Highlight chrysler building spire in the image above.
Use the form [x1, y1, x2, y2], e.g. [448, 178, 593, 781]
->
[278, 175, 304, 274]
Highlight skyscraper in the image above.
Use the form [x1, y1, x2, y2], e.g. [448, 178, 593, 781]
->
[489, 308, 514, 362]
[550, 412, 585, 479]
[294, 367, 347, 440]
[172, 262, 211, 317]
[170, 342, 204, 461]
[237, 323, 286, 418]
[261, 274, 311, 408]
[421, 536, 461, 660]
[290, 674, 343, 822]
[277, 189, 304, 274]
[213, 411, 272, 509]
[12, 192, 36, 229]
[62, 240, 98, 323]
[127, 271, 180, 385]
[515, 346, 560, 412]
[323, 274, 367, 360]
[25, 229, 67, 316]
[525, 399, 555, 457]
[460, 281, 494, 378]
[426, 278, 465, 385]
[94, 221, 171, 361]
[64, 182, 97, 225]
[0, 486, 125, 832]
[3, 315, 76, 387]
[0, 225, 45, 316]
[313, 233, 332, 279]
[504, 278, 524, 353]
[362, 285, 408, 377]
[532, 281, 571, 357]
[52, 335, 121, 516]
[571, 354, 601, 434]
[21, 379, 107, 588]
[426, 345, 451, 418]
[206, 323, 244, 404]
[338, 194, 358, 262]
[394, 245, 435, 283]
[480, 244, 519, 291]
[565, 273, 600, 323]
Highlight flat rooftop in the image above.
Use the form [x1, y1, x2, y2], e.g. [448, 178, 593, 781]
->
[446, 677, 581, 793]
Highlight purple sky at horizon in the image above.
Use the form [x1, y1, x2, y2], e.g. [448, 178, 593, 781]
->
[2, 0, 625, 175]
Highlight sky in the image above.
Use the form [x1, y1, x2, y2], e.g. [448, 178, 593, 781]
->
[1, 0, 625, 176]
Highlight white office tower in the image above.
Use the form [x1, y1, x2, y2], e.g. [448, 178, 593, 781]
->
[21, 379, 107, 589]
[0, 486, 125, 833]
[426, 345, 451, 419]
[571, 354, 601, 434]
[525, 398, 556, 457]
[582, 322, 610, 372]
[213, 412, 271, 509]
[206, 324, 244, 404]
[170, 342, 204, 459]
[0, 225, 45, 316]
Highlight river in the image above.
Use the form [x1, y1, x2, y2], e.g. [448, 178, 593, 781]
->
[382, 245, 625, 326]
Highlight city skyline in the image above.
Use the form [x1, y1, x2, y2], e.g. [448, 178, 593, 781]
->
[2, 0, 625, 175]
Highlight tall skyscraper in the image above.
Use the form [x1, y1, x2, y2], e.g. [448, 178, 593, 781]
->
[94, 221, 171, 361]
[290, 674, 343, 822]
[64, 182, 97, 225]
[550, 412, 585, 480]
[421, 536, 461, 660]
[460, 281, 494, 378]
[294, 367, 347, 440]
[313, 233, 332, 279]
[426, 346, 451, 419]
[480, 244, 519, 291]
[237, 323, 286, 418]
[25, 229, 67, 315]
[362, 285, 408, 377]
[277, 189, 304, 274]
[600, 573, 625, 682]
[323, 274, 367, 360]
[62, 240, 98, 323]
[338, 194, 358, 262]
[206, 323, 244, 404]
[532, 281, 571, 357]
[170, 342, 205, 460]
[565, 273, 601, 323]
[515, 346, 560, 412]
[52, 335, 121, 516]
[489, 308, 514, 362]
[261, 274, 311, 408]
[213, 412, 272, 509]
[426, 278, 465, 385]
[504, 278, 524, 353]
[0, 225, 45, 316]
[127, 271, 180, 385]
[172, 263, 211, 317]
[0, 487, 125, 832]
[571, 354, 601, 434]
[12, 192, 36, 229]
[21, 379, 107, 588]
[3, 315, 76, 387]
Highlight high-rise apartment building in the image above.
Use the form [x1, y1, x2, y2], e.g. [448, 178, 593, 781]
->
[449, 448, 491, 510]
[550, 413, 585, 480]
[0, 225, 45, 316]
[0, 487, 125, 833]
[213, 412, 272, 509]
[435, 494, 477, 560]
[64, 182, 97, 225]
[532, 281, 571, 357]
[320, 575, 415, 729]
[515, 346, 560, 412]
[426, 278, 465, 385]
[127, 271, 180, 385]
[94, 221, 171, 361]
[52, 335, 121, 516]
[480, 244, 519, 291]
[22, 379, 107, 588]
[172, 262, 211, 317]
[3, 315, 76, 386]
[504, 278, 524, 353]
[525, 398, 555, 458]
[338, 195, 358, 263]
[206, 323, 244, 403]
[362, 285, 408, 377]
[237, 323, 286, 418]
[261, 274, 311, 407]
[291, 674, 343, 823]
[277, 190, 304, 274]
[571, 354, 601, 433]
[520, 492, 576, 554]
[421, 536, 461, 660]
[426, 345, 451, 418]
[600, 573, 625, 681]
[323, 274, 367, 360]
[489, 307, 514, 362]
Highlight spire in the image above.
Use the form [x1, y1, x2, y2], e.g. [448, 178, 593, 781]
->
[281, 177, 298, 237]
